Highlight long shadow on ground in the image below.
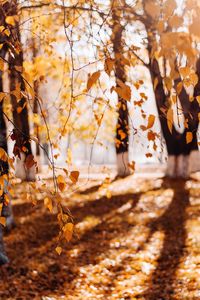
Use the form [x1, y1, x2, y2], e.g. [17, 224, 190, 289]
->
[141, 178, 190, 300]
[97, 178, 190, 300]
[0, 179, 163, 299]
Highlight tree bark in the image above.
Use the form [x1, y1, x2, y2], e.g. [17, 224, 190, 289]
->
[8, 1, 35, 181]
[111, 4, 130, 177]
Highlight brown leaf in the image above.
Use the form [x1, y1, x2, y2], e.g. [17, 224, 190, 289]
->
[104, 58, 114, 76]
[87, 71, 101, 91]
[69, 171, 79, 184]
[25, 154, 35, 169]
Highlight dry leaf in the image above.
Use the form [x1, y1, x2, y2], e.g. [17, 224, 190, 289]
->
[87, 71, 101, 91]
[57, 175, 66, 192]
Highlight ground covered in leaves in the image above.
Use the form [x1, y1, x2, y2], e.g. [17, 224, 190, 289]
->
[0, 170, 200, 300]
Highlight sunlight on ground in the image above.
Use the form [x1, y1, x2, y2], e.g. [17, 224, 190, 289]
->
[1, 175, 200, 299]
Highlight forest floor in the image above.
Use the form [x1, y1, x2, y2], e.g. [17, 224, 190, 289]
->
[0, 167, 200, 300]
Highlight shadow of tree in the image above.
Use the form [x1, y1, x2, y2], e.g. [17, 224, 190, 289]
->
[141, 178, 190, 299]
[0, 179, 164, 299]
[95, 178, 190, 299]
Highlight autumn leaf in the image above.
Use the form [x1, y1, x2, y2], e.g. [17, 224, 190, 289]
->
[146, 114, 155, 129]
[63, 222, 74, 242]
[0, 217, 6, 227]
[57, 175, 66, 192]
[69, 171, 79, 184]
[118, 130, 126, 140]
[44, 197, 53, 212]
[190, 73, 198, 86]
[87, 71, 101, 91]
[115, 80, 131, 101]
[0, 147, 7, 162]
[148, 131, 156, 141]
[186, 132, 193, 144]
[17, 107, 23, 114]
[140, 115, 155, 131]
[25, 154, 35, 169]
[55, 246, 62, 255]
[167, 108, 173, 134]
[104, 58, 114, 76]
[5, 16, 16, 26]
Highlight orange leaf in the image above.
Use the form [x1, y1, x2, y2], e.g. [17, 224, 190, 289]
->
[186, 132, 193, 144]
[115, 79, 131, 101]
[69, 171, 79, 184]
[0, 217, 6, 226]
[0, 147, 7, 162]
[167, 108, 173, 134]
[87, 71, 100, 91]
[146, 114, 155, 129]
[57, 175, 66, 192]
[63, 223, 74, 242]
[44, 197, 53, 212]
[104, 58, 114, 76]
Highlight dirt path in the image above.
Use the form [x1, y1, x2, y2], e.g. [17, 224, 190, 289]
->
[0, 175, 200, 299]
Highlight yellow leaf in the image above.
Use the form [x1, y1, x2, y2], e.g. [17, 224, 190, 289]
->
[167, 108, 173, 134]
[57, 175, 66, 192]
[63, 223, 74, 242]
[87, 71, 100, 91]
[118, 129, 126, 140]
[0, 59, 4, 71]
[179, 67, 190, 78]
[0, 217, 6, 227]
[190, 73, 198, 86]
[0, 147, 7, 162]
[146, 114, 155, 129]
[0, 92, 6, 101]
[176, 82, 183, 95]
[69, 171, 79, 184]
[4, 29, 10, 36]
[186, 132, 193, 144]
[44, 197, 53, 212]
[55, 246, 62, 255]
[5, 16, 16, 26]
[115, 80, 131, 101]
[0, 26, 5, 33]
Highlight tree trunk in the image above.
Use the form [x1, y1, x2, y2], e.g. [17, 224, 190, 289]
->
[8, 2, 35, 181]
[111, 4, 130, 177]
[0, 2, 11, 265]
